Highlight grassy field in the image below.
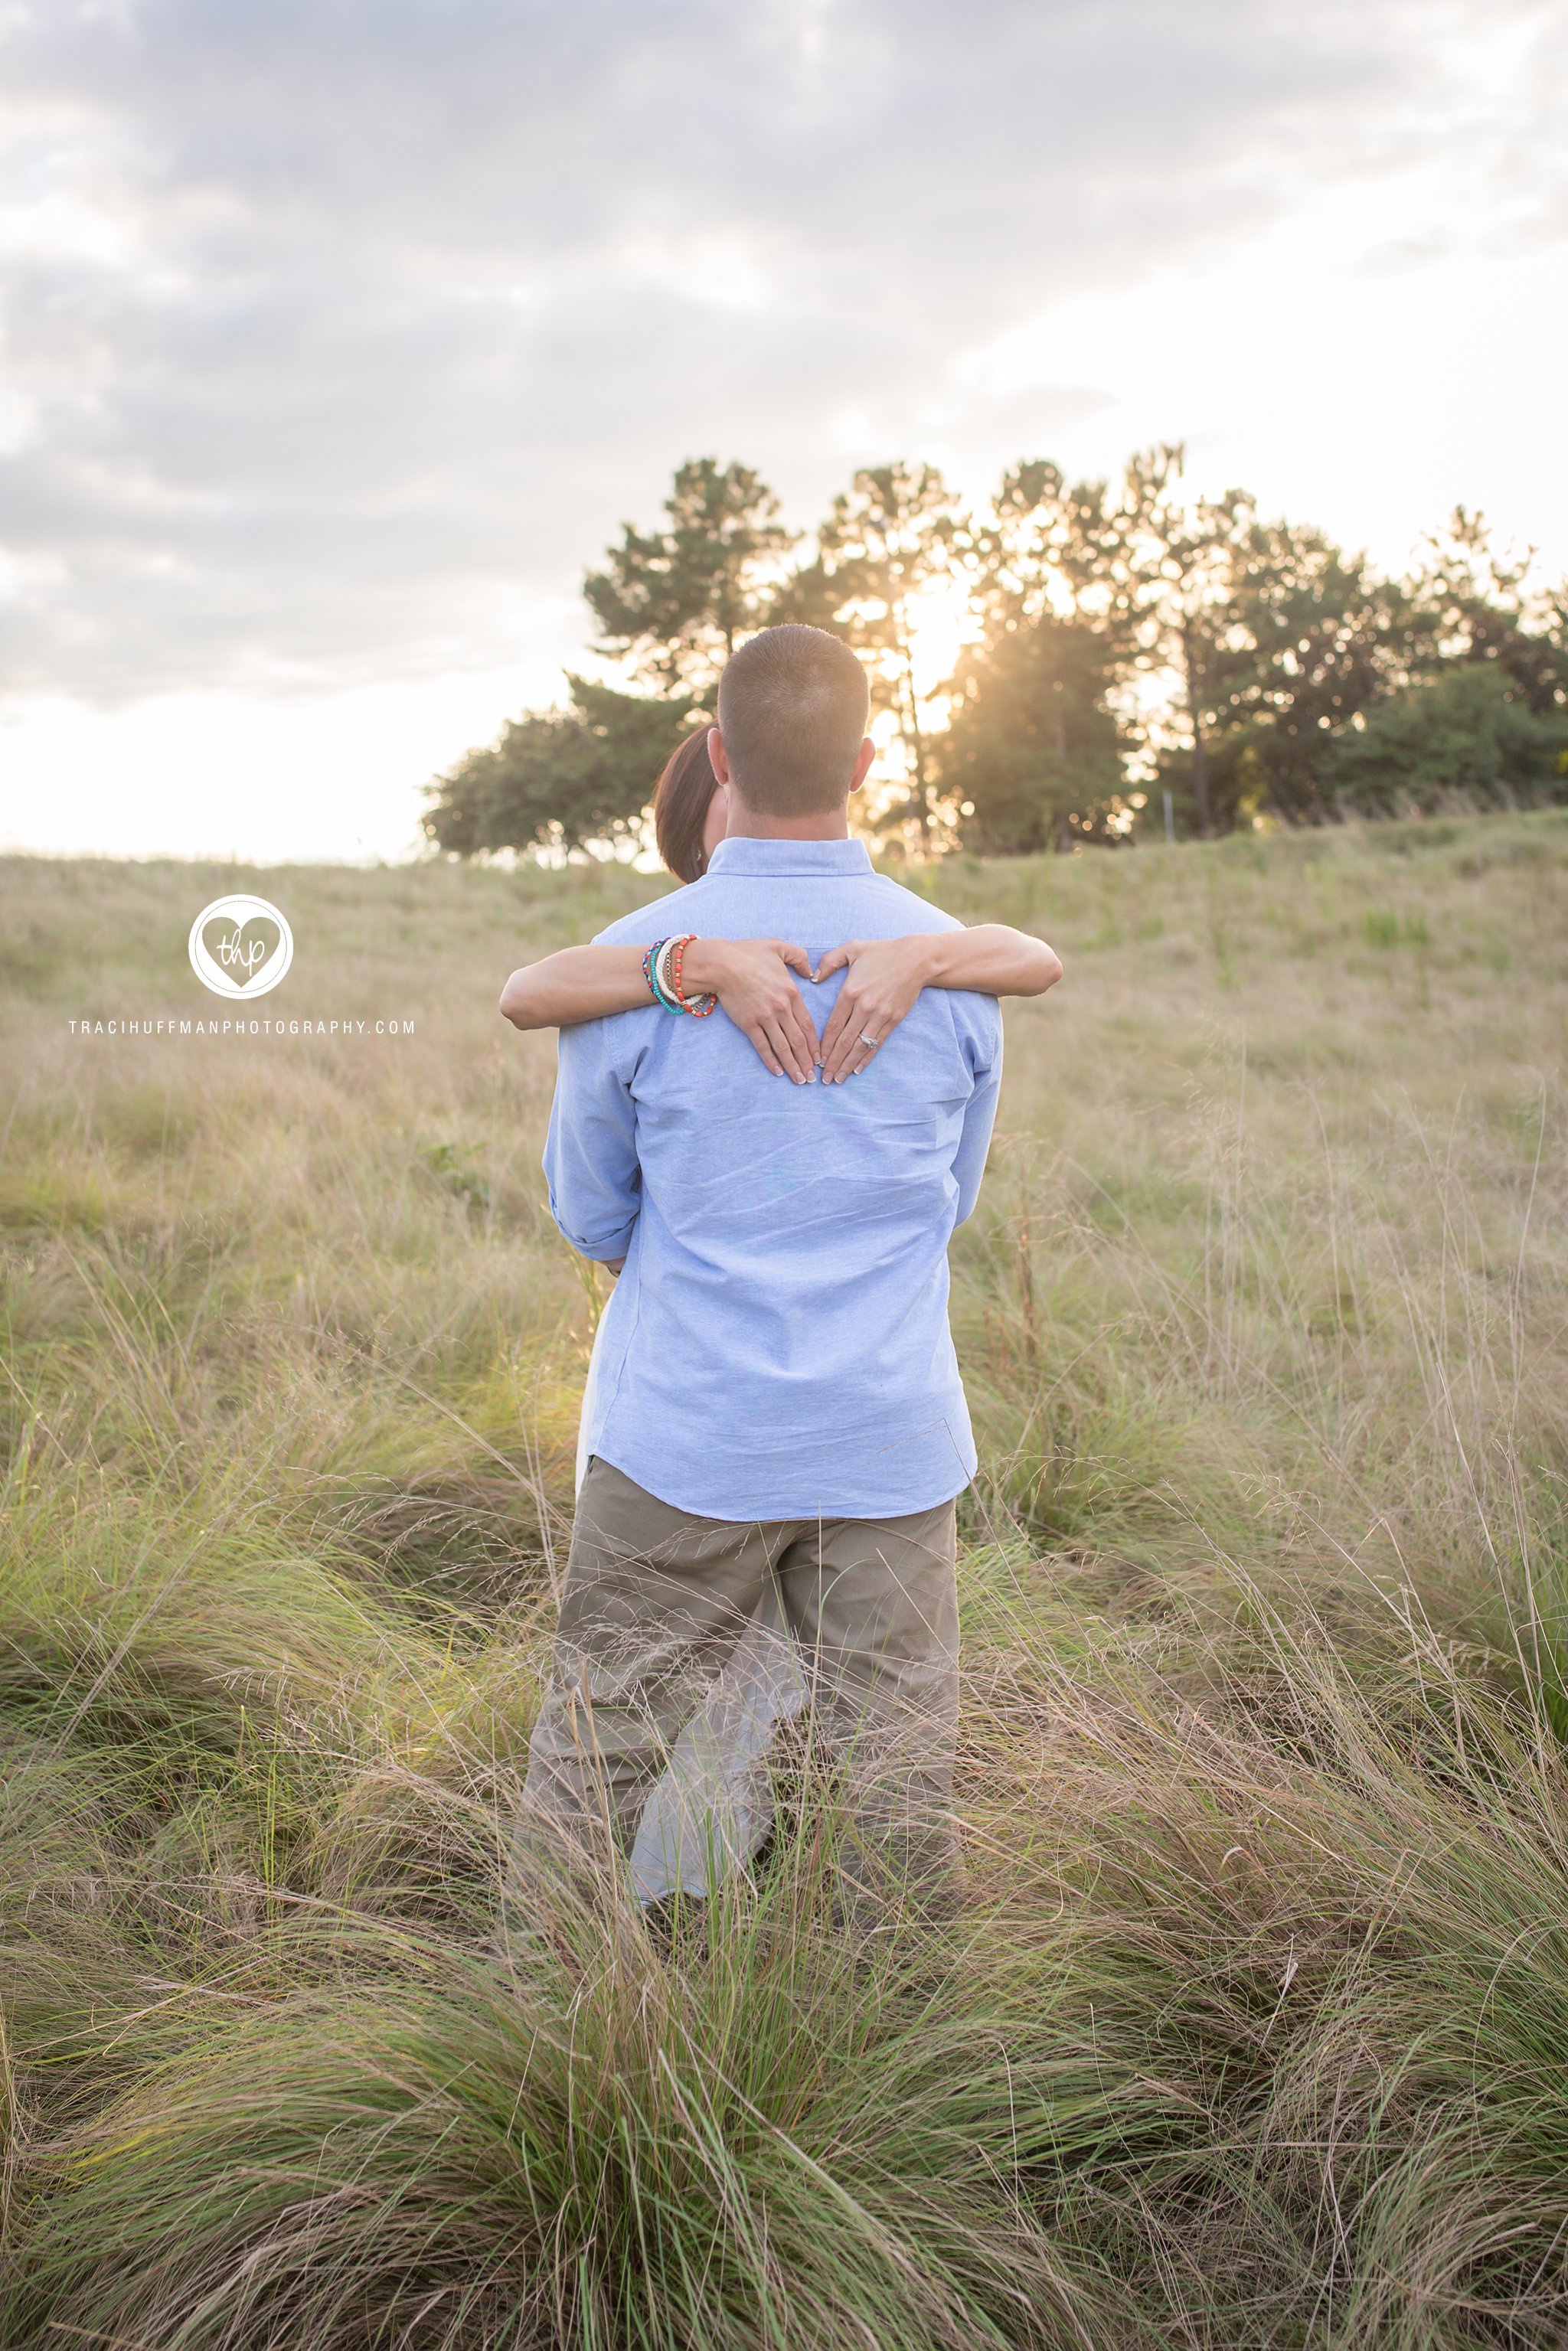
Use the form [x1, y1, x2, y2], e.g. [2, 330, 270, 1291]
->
[2, 809, 1567, 2349]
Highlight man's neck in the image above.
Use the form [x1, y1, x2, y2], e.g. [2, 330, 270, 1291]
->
[724, 804, 850, 843]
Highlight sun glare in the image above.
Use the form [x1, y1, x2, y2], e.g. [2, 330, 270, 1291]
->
[903, 576, 977, 710]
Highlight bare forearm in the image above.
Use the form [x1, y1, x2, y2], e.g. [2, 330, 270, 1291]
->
[500, 937, 823, 1083]
[498, 943, 650, 1029]
[921, 923, 1063, 998]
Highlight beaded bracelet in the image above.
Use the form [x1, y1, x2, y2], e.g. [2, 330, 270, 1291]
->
[665, 934, 717, 1017]
[642, 939, 679, 1011]
[641, 934, 717, 1017]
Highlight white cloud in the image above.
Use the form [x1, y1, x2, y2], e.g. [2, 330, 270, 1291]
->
[0, 0, 1563, 856]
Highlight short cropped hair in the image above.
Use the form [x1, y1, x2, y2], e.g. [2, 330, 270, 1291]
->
[716, 625, 871, 815]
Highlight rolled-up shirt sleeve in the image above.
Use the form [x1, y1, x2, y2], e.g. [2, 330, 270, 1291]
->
[543, 1020, 642, 1262]
[950, 999, 1004, 1226]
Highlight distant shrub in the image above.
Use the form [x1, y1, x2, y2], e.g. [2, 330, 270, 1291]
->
[1328, 664, 1568, 816]
[423, 676, 693, 858]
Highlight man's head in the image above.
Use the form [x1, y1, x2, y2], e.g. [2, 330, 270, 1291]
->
[712, 625, 872, 817]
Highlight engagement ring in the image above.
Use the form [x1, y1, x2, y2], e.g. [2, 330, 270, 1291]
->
[858, 1031, 880, 1049]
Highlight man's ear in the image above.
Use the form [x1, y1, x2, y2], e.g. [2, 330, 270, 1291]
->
[707, 727, 732, 787]
[848, 736, 875, 795]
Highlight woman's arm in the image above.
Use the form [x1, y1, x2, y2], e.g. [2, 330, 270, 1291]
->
[815, 924, 1063, 1083]
[499, 943, 652, 1030]
[500, 938, 823, 1082]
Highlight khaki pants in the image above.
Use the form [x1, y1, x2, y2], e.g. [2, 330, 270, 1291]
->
[515, 1458, 959, 1909]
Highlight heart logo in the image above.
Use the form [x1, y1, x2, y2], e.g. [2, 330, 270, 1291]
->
[201, 914, 280, 985]
[188, 894, 294, 999]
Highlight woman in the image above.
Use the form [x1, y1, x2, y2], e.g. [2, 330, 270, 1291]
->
[500, 730, 1062, 1076]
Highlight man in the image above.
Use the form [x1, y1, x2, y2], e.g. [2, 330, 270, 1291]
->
[517, 625, 1004, 1918]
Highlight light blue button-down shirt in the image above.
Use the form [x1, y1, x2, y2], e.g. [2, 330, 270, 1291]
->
[544, 836, 1003, 1521]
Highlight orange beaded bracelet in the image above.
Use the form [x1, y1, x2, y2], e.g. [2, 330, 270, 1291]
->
[667, 935, 717, 1016]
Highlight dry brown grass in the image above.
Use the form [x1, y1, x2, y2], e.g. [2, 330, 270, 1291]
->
[2, 810, 1566, 2346]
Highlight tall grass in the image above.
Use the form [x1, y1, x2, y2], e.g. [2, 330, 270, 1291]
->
[2, 811, 1566, 2345]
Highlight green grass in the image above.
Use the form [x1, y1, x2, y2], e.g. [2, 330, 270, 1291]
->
[2, 809, 1568, 2345]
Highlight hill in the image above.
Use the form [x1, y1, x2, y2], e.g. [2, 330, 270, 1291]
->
[2, 811, 1567, 2347]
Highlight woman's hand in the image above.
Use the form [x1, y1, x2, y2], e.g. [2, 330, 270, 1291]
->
[681, 938, 821, 1082]
[813, 936, 939, 1082]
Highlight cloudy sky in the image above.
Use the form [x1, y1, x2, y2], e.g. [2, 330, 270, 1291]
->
[2, 0, 1565, 861]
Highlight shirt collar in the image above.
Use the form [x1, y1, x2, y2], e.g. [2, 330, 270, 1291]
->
[705, 835, 874, 879]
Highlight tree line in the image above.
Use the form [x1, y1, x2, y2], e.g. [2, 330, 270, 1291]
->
[423, 449, 1568, 858]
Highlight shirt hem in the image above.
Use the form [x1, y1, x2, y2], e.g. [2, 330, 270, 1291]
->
[590, 1445, 974, 1526]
